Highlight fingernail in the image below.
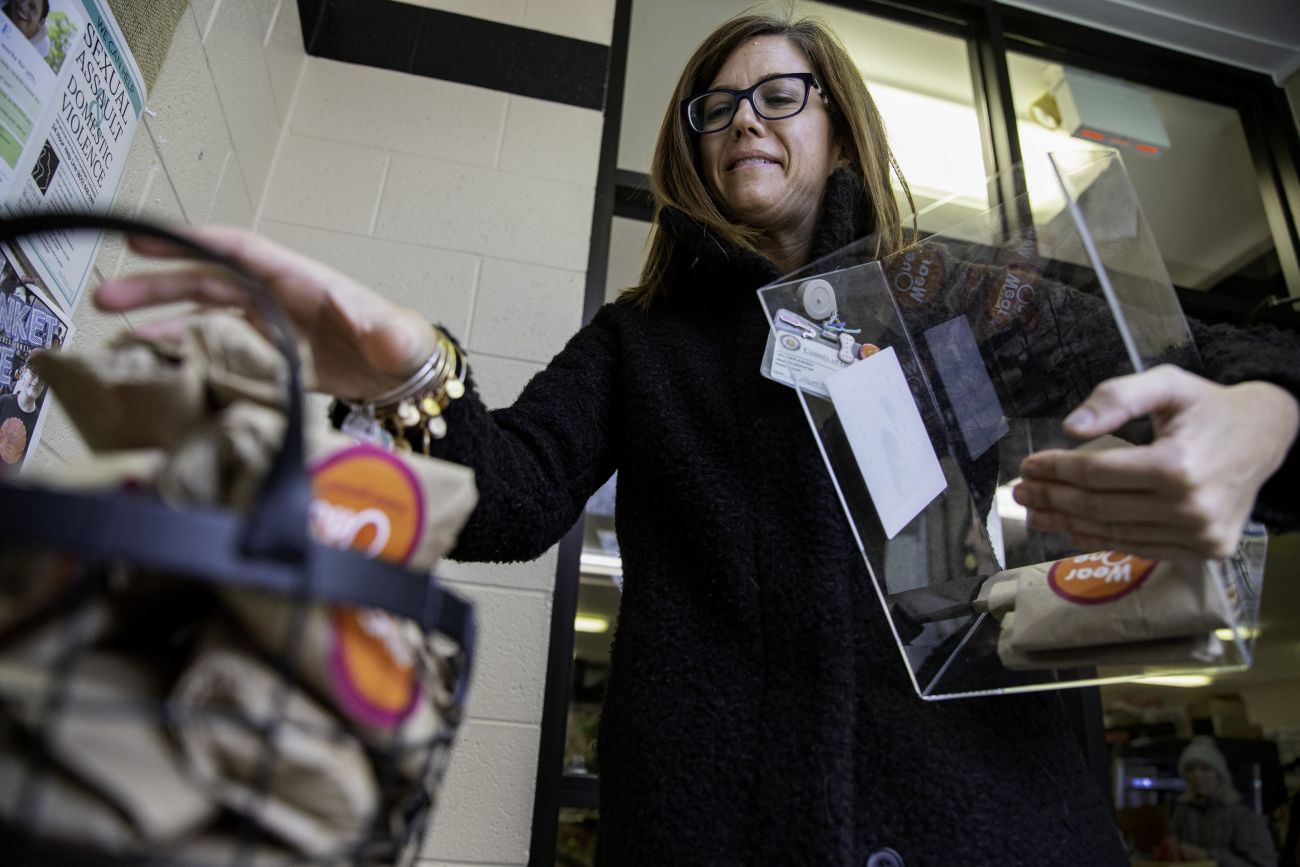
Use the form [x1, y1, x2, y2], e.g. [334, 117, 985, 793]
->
[1064, 408, 1095, 430]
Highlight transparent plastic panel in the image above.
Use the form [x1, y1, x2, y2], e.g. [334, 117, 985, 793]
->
[757, 151, 1263, 700]
[1050, 151, 1197, 373]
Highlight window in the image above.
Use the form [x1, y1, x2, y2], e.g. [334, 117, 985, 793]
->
[1008, 53, 1287, 304]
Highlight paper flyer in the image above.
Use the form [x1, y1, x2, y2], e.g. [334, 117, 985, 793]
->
[0, 0, 143, 472]
[0, 0, 145, 313]
[0, 239, 72, 476]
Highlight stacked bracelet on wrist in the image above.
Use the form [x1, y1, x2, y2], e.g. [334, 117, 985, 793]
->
[340, 327, 467, 453]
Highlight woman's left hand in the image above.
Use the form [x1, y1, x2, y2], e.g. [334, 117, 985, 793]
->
[1011, 365, 1299, 560]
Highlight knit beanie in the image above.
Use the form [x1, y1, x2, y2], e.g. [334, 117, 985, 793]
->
[1178, 735, 1231, 784]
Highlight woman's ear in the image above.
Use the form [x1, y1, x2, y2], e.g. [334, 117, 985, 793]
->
[832, 138, 852, 170]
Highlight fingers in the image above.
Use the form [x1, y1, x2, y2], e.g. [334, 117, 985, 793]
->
[96, 266, 255, 313]
[1022, 506, 1237, 560]
[1024, 507, 1191, 543]
[1061, 536, 1219, 562]
[1063, 365, 1197, 439]
[1015, 489, 1242, 559]
[127, 225, 333, 287]
[1011, 480, 1199, 526]
[1020, 443, 1177, 492]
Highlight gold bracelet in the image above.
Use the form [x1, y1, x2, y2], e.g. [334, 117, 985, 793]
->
[340, 327, 468, 452]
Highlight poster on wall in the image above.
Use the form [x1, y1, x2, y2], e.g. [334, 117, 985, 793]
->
[0, 0, 145, 313]
[0, 0, 142, 472]
[0, 240, 72, 477]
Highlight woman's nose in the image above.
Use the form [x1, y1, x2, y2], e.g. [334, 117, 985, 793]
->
[731, 96, 764, 135]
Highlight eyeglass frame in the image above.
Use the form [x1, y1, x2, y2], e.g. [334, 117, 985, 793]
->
[681, 72, 826, 135]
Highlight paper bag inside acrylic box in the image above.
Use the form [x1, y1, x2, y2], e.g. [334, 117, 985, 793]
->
[757, 150, 1265, 700]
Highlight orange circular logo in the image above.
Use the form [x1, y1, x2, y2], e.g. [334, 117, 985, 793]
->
[310, 444, 424, 565]
[312, 445, 426, 728]
[1048, 552, 1157, 605]
[330, 606, 417, 725]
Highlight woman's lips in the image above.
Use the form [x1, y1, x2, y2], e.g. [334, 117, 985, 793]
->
[728, 157, 779, 171]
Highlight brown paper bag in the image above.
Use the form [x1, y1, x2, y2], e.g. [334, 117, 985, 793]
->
[30, 311, 304, 449]
[976, 553, 1237, 655]
[1009, 554, 1234, 652]
[0, 654, 217, 842]
[0, 743, 140, 854]
[170, 636, 379, 857]
[30, 337, 205, 451]
[995, 613, 1226, 670]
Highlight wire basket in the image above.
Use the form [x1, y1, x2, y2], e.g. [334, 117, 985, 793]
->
[0, 215, 476, 866]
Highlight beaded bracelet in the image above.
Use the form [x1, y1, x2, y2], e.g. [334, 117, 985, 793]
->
[339, 327, 467, 452]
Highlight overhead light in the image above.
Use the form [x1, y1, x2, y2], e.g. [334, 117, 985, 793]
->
[869, 82, 1108, 220]
[580, 551, 622, 576]
[1136, 675, 1213, 688]
[1215, 627, 1261, 641]
[574, 615, 609, 634]
[871, 82, 989, 210]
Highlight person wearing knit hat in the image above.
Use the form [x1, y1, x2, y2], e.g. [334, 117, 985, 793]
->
[1179, 736, 1235, 797]
[1166, 735, 1278, 867]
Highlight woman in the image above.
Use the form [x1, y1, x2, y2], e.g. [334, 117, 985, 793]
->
[96, 12, 1300, 865]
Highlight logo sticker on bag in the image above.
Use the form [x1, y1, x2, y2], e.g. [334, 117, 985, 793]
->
[1048, 552, 1158, 605]
[311, 444, 426, 562]
[312, 444, 427, 728]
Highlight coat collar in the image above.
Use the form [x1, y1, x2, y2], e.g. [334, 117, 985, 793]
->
[654, 168, 873, 308]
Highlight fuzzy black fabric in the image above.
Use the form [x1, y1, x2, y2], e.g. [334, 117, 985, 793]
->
[380, 169, 1300, 866]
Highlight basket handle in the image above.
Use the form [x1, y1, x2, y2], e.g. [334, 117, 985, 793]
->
[0, 213, 310, 562]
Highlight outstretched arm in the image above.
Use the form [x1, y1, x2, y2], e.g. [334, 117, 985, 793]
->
[99, 224, 622, 563]
[96, 225, 438, 401]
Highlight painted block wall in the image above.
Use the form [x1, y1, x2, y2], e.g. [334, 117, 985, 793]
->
[261, 46, 605, 862]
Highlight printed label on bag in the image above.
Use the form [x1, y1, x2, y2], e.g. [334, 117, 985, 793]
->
[985, 268, 1041, 331]
[310, 444, 426, 563]
[888, 248, 944, 309]
[311, 444, 426, 728]
[329, 607, 419, 727]
[1048, 552, 1157, 605]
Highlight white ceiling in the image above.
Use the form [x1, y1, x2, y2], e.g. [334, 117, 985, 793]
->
[1000, 0, 1300, 84]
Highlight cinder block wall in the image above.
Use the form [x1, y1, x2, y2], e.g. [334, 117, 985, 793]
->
[29, 0, 305, 473]
[258, 4, 613, 858]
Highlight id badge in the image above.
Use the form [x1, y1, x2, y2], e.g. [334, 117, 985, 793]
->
[760, 304, 876, 398]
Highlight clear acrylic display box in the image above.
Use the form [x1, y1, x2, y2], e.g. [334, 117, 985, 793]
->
[757, 151, 1265, 700]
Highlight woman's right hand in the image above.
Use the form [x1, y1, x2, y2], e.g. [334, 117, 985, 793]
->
[95, 225, 437, 401]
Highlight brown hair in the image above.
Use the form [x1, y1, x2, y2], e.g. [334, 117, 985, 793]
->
[623, 10, 915, 308]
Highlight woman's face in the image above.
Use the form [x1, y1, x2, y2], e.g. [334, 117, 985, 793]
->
[696, 36, 844, 238]
[8, 0, 44, 39]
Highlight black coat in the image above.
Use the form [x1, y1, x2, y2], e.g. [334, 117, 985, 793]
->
[422, 170, 1300, 866]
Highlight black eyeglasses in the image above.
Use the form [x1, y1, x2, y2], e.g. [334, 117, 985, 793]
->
[683, 72, 824, 134]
